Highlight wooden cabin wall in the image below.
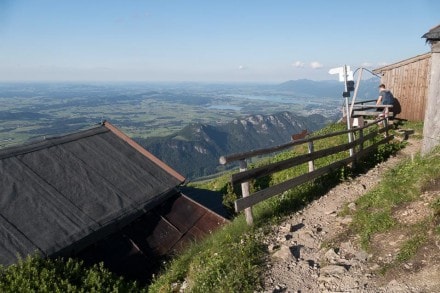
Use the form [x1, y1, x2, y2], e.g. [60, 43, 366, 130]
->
[379, 54, 431, 121]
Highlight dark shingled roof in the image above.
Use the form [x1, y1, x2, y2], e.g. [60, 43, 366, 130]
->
[77, 192, 227, 283]
[422, 24, 440, 40]
[0, 122, 186, 265]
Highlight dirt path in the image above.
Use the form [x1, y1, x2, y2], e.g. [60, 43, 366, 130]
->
[260, 138, 440, 292]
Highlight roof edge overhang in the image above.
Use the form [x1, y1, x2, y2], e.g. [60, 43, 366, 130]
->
[422, 24, 440, 40]
[50, 187, 181, 258]
[372, 52, 431, 74]
[103, 121, 186, 184]
[179, 192, 230, 223]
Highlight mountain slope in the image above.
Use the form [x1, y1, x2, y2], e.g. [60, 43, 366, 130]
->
[277, 77, 380, 100]
[139, 112, 329, 179]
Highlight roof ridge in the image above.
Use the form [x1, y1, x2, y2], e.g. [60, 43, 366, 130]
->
[0, 124, 108, 160]
[103, 121, 186, 183]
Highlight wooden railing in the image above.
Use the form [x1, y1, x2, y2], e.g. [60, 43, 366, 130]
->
[350, 100, 394, 117]
[219, 118, 394, 225]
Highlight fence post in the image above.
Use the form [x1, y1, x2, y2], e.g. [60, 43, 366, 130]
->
[239, 160, 254, 225]
[350, 128, 358, 168]
[359, 128, 364, 153]
[384, 118, 389, 138]
[308, 141, 315, 172]
[348, 131, 354, 158]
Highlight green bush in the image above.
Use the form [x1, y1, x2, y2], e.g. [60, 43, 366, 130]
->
[0, 256, 146, 293]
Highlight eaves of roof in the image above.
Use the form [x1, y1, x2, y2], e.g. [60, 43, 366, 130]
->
[372, 52, 431, 74]
[422, 24, 440, 40]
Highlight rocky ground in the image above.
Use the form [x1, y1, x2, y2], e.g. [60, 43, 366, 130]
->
[260, 137, 440, 292]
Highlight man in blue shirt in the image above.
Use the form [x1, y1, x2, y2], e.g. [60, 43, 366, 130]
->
[376, 84, 394, 118]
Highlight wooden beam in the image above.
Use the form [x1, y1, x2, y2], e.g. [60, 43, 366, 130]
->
[234, 156, 354, 212]
[219, 139, 305, 165]
[220, 128, 353, 165]
[353, 111, 393, 117]
[234, 134, 394, 212]
[354, 99, 377, 104]
[352, 104, 392, 108]
[231, 139, 359, 185]
[221, 117, 387, 166]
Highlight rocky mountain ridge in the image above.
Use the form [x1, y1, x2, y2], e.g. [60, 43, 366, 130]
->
[139, 111, 330, 179]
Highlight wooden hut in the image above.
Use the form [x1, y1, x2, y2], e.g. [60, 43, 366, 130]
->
[0, 121, 227, 282]
[373, 52, 431, 121]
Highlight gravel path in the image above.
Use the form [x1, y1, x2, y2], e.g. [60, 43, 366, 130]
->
[259, 138, 435, 292]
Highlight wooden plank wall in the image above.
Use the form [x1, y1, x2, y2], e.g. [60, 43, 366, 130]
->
[375, 53, 431, 121]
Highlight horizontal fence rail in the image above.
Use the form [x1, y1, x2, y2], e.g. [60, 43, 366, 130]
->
[351, 104, 394, 117]
[219, 118, 394, 225]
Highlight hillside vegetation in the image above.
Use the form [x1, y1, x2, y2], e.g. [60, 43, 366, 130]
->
[148, 121, 420, 292]
[0, 256, 146, 292]
[3, 121, 437, 292]
[140, 111, 330, 178]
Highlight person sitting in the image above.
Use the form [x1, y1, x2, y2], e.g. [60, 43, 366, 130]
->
[376, 84, 394, 119]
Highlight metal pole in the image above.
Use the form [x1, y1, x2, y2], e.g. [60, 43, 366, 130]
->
[344, 65, 354, 157]
[349, 67, 364, 116]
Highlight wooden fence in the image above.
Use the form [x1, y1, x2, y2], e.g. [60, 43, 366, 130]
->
[219, 118, 394, 225]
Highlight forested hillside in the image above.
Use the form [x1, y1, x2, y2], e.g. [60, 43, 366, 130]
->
[139, 111, 330, 178]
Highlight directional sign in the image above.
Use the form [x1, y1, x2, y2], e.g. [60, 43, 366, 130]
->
[329, 66, 353, 81]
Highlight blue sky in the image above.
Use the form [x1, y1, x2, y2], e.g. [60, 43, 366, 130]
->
[0, 0, 438, 82]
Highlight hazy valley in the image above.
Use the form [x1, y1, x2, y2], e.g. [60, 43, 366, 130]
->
[0, 78, 379, 178]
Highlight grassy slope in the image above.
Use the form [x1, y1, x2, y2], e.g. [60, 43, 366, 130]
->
[345, 122, 440, 270]
[148, 121, 416, 292]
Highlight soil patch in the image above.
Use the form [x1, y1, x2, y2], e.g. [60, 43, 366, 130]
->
[260, 138, 440, 292]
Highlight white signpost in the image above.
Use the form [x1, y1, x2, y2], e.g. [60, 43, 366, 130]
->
[329, 65, 355, 157]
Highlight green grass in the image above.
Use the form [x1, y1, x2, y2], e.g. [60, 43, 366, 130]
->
[149, 121, 410, 292]
[350, 143, 440, 251]
[396, 230, 427, 262]
[148, 217, 265, 293]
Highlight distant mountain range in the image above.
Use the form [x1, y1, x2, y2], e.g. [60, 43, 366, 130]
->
[276, 77, 380, 100]
[138, 111, 331, 179]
